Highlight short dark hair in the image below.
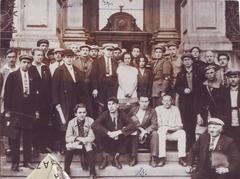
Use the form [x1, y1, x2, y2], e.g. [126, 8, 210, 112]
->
[73, 103, 87, 113]
[31, 48, 44, 56]
[217, 53, 230, 61]
[107, 96, 119, 104]
[190, 46, 201, 53]
[121, 52, 133, 62]
[136, 54, 148, 67]
[138, 95, 150, 101]
[131, 45, 141, 51]
[161, 93, 173, 100]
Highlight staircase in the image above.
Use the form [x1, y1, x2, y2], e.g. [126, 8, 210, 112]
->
[0, 151, 190, 179]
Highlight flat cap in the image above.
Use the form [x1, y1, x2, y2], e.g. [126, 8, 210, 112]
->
[37, 39, 49, 46]
[181, 53, 194, 61]
[90, 45, 100, 51]
[203, 65, 217, 73]
[102, 43, 115, 50]
[53, 48, 64, 53]
[19, 55, 33, 62]
[113, 47, 122, 52]
[153, 44, 166, 52]
[167, 41, 178, 48]
[63, 49, 75, 57]
[79, 44, 91, 50]
[208, 118, 224, 126]
[226, 70, 240, 77]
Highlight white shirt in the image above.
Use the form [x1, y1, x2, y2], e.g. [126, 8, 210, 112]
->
[209, 135, 221, 151]
[66, 65, 76, 83]
[33, 62, 44, 78]
[20, 70, 30, 94]
[230, 87, 240, 126]
[104, 57, 112, 76]
[136, 109, 146, 125]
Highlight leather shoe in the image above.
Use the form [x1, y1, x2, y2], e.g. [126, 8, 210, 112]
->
[23, 163, 35, 169]
[113, 153, 122, 169]
[179, 157, 187, 167]
[99, 156, 108, 170]
[11, 163, 20, 172]
[150, 156, 158, 168]
[158, 157, 166, 167]
[129, 156, 137, 167]
[65, 168, 71, 176]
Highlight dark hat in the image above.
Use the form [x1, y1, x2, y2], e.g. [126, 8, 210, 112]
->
[90, 45, 99, 51]
[63, 49, 75, 57]
[6, 49, 16, 55]
[37, 39, 49, 47]
[181, 53, 194, 61]
[154, 44, 166, 53]
[203, 65, 217, 73]
[208, 118, 224, 126]
[19, 55, 33, 62]
[107, 96, 119, 104]
[79, 44, 91, 50]
[226, 70, 240, 77]
[113, 47, 122, 52]
[53, 48, 64, 54]
[167, 41, 178, 48]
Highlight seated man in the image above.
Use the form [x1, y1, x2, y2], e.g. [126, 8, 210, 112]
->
[128, 95, 159, 167]
[92, 97, 136, 169]
[64, 103, 96, 179]
[155, 94, 187, 167]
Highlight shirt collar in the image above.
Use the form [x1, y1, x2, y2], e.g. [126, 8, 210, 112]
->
[203, 80, 220, 88]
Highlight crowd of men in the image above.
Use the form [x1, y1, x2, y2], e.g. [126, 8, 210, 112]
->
[1, 39, 240, 179]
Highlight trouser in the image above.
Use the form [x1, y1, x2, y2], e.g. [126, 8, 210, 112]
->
[9, 128, 32, 164]
[129, 131, 159, 157]
[225, 126, 240, 151]
[158, 127, 186, 158]
[64, 149, 96, 175]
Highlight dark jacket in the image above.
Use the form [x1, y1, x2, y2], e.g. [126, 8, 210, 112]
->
[137, 68, 152, 98]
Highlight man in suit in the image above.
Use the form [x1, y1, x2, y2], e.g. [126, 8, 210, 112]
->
[127, 95, 159, 167]
[225, 70, 240, 150]
[91, 44, 118, 113]
[30, 48, 52, 155]
[175, 53, 199, 151]
[186, 118, 240, 179]
[36, 39, 50, 66]
[92, 97, 136, 169]
[52, 49, 88, 153]
[217, 53, 231, 87]
[131, 45, 141, 67]
[89, 45, 99, 62]
[49, 48, 64, 76]
[4, 55, 39, 171]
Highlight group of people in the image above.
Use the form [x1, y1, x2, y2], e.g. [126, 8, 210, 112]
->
[1, 38, 240, 179]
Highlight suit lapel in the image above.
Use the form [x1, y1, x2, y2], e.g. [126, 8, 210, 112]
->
[141, 108, 150, 127]
[202, 134, 211, 162]
[63, 64, 75, 82]
[17, 70, 24, 93]
[215, 135, 224, 151]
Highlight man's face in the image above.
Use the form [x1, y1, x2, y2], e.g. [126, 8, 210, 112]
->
[218, 55, 229, 67]
[54, 52, 63, 62]
[208, 124, 222, 137]
[113, 50, 122, 60]
[205, 68, 216, 81]
[168, 46, 177, 56]
[75, 107, 87, 121]
[104, 48, 113, 58]
[182, 57, 193, 68]
[123, 54, 131, 65]
[205, 51, 215, 64]
[63, 56, 74, 65]
[33, 50, 44, 64]
[107, 101, 119, 113]
[229, 75, 240, 87]
[131, 48, 140, 58]
[139, 97, 150, 110]
[20, 59, 31, 72]
[80, 47, 90, 57]
[89, 49, 99, 58]
[139, 57, 146, 68]
[162, 95, 172, 109]
[191, 48, 200, 58]
[39, 43, 49, 51]
[6, 52, 17, 67]
[70, 44, 79, 54]
[154, 49, 163, 59]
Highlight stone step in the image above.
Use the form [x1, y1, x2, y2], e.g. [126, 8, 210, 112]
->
[5, 151, 180, 163]
[1, 162, 190, 179]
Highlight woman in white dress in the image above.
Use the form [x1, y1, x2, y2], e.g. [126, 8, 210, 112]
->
[117, 52, 138, 109]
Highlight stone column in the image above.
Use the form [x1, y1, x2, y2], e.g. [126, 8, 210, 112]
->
[62, 0, 88, 48]
[180, 0, 232, 51]
[11, 0, 61, 49]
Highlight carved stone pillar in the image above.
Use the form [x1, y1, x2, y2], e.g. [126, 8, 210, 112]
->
[180, 0, 232, 51]
[11, 0, 61, 49]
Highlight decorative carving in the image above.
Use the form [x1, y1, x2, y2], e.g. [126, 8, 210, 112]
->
[101, 12, 141, 31]
[0, 0, 17, 31]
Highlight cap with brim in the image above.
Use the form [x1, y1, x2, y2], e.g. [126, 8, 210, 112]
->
[53, 48, 64, 53]
[154, 44, 166, 53]
[181, 53, 194, 61]
[203, 65, 217, 73]
[113, 47, 122, 52]
[167, 41, 178, 48]
[19, 55, 33, 62]
[6, 49, 15, 55]
[37, 39, 49, 46]
[63, 49, 75, 57]
[208, 118, 224, 126]
[90, 45, 99, 51]
[102, 43, 115, 50]
[226, 70, 240, 77]
[79, 44, 91, 50]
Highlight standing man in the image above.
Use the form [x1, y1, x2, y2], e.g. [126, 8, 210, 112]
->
[127, 95, 159, 167]
[131, 45, 141, 67]
[113, 47, 123, 64]
[36, 39, 50, 66]
[186, 118, 240, 179]
[217, 53, 231, 87]
[225, 70, 240, 150]
[175, 53, 199, 151]
[4, 55, 39, 171]
[92, 97, 136, 169]
[30, 48, 52, 154]
[91, 44, 118, 112]
[89, 45, 99, 61]
[49, 48, 64, 76]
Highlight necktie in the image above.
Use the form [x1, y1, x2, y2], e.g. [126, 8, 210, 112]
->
[186, 72, 193, 90]
[23, 72, 29, 94]
[77, 120, 85, 137]
[58, 61, 61, 67]
[113, 117, 117, 130]
[209, 137, 216, 151]
[106, 58, 110, 75]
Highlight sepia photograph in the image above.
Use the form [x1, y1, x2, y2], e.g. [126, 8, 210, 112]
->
[1, 0, 240, 178]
